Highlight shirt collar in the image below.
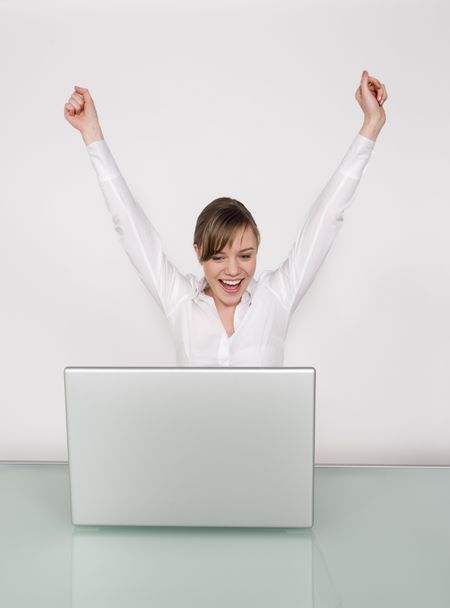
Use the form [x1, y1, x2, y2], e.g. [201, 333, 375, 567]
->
[196, 275, 257, 304]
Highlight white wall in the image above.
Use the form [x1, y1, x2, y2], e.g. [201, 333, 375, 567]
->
[1, 0, 449, 464]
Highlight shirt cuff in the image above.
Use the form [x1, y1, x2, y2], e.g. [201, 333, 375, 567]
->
[337, 132, 376, 180]
[86, 139, 120, 181]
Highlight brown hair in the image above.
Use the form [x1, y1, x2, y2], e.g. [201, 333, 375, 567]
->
[193, 197, 261, 262]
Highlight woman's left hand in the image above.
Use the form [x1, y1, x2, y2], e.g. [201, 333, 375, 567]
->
[355, 70, 387, 125]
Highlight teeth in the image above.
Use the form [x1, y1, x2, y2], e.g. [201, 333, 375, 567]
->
[222, 280, 241, 286]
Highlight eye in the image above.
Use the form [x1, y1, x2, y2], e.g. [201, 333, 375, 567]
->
[211, 254, 252, 261]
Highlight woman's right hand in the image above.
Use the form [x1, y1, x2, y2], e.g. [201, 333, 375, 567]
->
[64, 86, 103, 142]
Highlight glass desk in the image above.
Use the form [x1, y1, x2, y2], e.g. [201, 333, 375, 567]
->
[0, 464, 449, 607]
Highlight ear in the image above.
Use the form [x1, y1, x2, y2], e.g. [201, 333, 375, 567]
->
[193, 243, 202, 264]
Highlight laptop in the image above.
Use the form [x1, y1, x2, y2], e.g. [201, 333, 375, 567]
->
[64, 367, 316, 528]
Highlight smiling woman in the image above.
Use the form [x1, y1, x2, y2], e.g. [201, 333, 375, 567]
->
[65, 76, 384, 366]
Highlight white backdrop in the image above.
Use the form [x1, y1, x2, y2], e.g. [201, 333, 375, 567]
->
[1, 0, 449, 464]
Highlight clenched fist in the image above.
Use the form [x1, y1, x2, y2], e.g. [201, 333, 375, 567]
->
[64, 86, 104, 144]
[355, 70, 387, 126]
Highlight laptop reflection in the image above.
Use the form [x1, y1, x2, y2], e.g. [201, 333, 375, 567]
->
[71, 526, 340, 607]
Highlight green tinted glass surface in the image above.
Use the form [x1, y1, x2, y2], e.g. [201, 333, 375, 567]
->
[0, 464, 449, 607]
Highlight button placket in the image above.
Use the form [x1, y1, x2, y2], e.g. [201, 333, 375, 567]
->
[218, 332, 230, 366]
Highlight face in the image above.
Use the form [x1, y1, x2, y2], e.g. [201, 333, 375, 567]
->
[193, 225, 258, 308]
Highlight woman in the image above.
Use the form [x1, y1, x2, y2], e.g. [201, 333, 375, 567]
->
[64, 71, 387, 366]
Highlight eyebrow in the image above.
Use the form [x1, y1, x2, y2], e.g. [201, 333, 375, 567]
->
[217, 247, 256, 253]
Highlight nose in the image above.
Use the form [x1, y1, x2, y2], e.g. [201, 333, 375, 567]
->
[225, 258, 241, 276]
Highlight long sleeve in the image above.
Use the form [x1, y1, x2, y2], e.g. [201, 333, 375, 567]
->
[263, 132, 376, 315]
[86, 140, 193, 317]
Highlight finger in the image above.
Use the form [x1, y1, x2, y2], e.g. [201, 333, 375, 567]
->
[375, 84, 383, 103]
[72, 92, 84, 104]
[371, 78, 388, 103]
[74, 86, 92, 101]
[64, 102, 76, 115]
[367, 76, 384, 96]
[369, 80, 385, 102]
[362, 71, 382, 97]
[69, 94, 81, 106]
[367, 83, 382, 102]
[69, 96, 82, 112]
[368, 75, 382, 87]
[368, 80, 381, 91]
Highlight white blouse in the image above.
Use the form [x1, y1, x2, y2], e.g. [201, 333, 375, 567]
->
[86, 133, 376, 367]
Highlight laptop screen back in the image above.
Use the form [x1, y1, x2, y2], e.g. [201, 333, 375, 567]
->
[64, 367, 316, 528]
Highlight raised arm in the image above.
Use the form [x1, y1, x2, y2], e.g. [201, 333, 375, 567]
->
[263, 132, 376, 314]
[64, 86, 193, 318]
[262, 70, 387, 315]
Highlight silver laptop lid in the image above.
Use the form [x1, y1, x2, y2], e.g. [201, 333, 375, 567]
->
[64, 367, 316, 528]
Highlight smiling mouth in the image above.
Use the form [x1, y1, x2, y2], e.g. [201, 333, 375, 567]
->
[218, 279, 244, 293]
